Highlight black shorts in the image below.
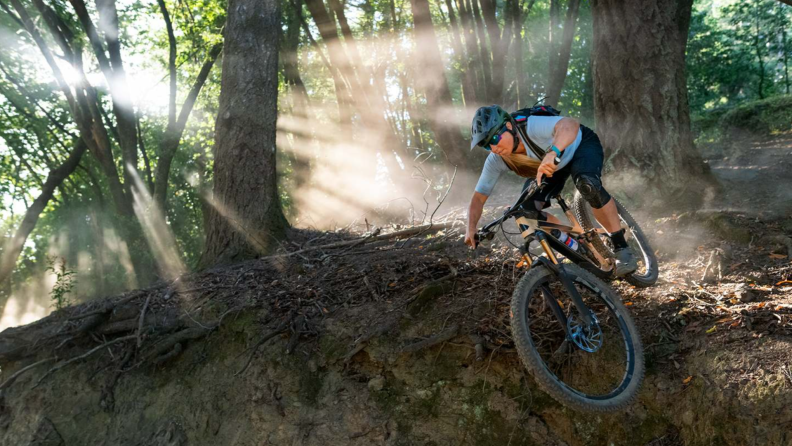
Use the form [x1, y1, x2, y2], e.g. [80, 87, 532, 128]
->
[522, 125, 606, 205]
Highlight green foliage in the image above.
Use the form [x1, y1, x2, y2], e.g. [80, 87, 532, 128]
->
[46, 256, 76, 310]
[688, 0, 791, 111]
[720, 94, 792, 135]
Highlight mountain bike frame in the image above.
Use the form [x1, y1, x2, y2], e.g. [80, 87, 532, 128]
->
[475, 180, 616, 343]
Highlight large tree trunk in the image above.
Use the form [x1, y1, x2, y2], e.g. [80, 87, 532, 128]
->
[591, 0, 713, 204]
[409, 0, 469, 170]
[199, 0, 289, 268]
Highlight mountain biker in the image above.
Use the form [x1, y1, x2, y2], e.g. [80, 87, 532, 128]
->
[464, 105, 638, 277]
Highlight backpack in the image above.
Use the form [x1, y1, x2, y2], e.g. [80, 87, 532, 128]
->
[509, 105, 562, 158]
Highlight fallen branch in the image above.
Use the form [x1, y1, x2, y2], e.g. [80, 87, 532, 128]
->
[401, 325, 459, 354]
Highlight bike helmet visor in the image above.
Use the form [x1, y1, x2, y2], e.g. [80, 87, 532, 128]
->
[470, 105, 511, 150]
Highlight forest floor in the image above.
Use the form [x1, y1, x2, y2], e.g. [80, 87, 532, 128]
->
[1, 133, 791, 445]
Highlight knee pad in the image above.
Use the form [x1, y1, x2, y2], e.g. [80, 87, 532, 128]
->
[575, 174, 611, 209]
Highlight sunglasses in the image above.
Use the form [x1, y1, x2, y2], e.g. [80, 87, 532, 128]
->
[484, 125, 509, 150]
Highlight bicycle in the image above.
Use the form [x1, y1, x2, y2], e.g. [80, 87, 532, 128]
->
[474, 179, 655, 412]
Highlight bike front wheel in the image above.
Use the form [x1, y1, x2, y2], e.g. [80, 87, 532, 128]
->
[510, 263, 644, 412]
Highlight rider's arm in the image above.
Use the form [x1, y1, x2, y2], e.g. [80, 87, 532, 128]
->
[465, 192, 488, 247]
[551, 117, 580, 152]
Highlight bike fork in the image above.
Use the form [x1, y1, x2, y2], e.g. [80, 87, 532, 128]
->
[534, 232, 597, 328]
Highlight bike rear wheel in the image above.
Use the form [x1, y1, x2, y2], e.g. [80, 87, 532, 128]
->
[572, 192, 659, 287]
[510, 263, 644, 412]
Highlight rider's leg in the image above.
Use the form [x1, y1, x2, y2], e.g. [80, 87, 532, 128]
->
[590, 198, 620, 233]
[567, 129, 637, 275]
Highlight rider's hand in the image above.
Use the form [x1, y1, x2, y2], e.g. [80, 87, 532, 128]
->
[464, 230, 477, 248]
[535, 152, 558, 184]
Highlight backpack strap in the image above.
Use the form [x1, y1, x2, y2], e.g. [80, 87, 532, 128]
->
[510, 114, 547, 159]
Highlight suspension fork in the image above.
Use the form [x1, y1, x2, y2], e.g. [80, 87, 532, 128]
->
[535, 232, 596, 328]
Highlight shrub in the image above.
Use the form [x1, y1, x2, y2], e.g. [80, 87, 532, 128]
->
[719, 95, 792, 135]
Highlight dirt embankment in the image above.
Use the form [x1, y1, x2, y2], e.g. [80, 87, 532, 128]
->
[1, 135, 792, 446]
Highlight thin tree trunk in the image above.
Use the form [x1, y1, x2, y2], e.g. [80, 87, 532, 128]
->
[456, 0, 484, 100]
[153, 43, 223, 210]
[289, 0, 353, 127]
[0, 141, 87, 286]
[752, 9, 765, 99]
[546, 0, 581, 106]
[409, 0, 469, 170]
[200, 0, 289, 267]
[479, 0, 507, 104]
[470, 0, 493, 100]
[590, 0, 714, 204]
[282, 0, 313, 189]
[444, 0, 476, 106]
[782, 28, 790, 94]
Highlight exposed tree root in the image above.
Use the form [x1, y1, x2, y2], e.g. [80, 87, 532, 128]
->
[401, 325, 459, 354]
[0, 357, 55, 391]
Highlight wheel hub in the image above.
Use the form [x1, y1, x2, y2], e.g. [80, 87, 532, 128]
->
[567, 314, 603, 353]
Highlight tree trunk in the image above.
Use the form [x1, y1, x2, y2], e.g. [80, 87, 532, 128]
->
[153, 43, 223, 211]
[409, 0, 469, 170]
[470, 0, 492, 100]
[200, 0, 289, 268]
[752, 11, 765, 99]
[783, 28, 790, 94]
[590, 0, 714, 204]
[282, 0, 313, 190]
[546, 0, 581, 106]
[444, 0, 476, 107]
[0, 140, 87, 286]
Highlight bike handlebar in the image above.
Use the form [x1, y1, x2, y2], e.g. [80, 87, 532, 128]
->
[474, 176, 552, 247]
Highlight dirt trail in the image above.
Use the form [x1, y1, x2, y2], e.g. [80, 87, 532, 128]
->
[0, 135, 791, 446]
[704, 132, 792, 217]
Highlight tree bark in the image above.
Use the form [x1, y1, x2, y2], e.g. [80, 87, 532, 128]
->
[546, 0, 581, 106]
[591, 0, 714, 204]
[0, 140, 87, 286]
[409, 0, 469, 170]
[200, 0, 289, 267]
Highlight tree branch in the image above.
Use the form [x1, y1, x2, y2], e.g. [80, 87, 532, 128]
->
[157, 0, 177, 128]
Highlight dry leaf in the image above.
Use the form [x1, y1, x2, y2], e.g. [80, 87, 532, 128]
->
[625, 302, 634, 306]
[683, 376, 693, 384]
[776, 280, 792, 286]
[769, 253, 787, 259]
